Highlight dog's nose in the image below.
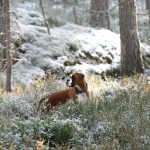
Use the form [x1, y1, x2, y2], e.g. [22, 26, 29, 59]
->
[66, 79, 72, 87]
[66, 79, 70, 83]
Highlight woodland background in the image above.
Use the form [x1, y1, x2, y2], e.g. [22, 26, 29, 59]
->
[0, 0, 150, 149]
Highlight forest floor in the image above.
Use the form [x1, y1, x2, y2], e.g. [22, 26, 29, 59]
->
[0, 74, 150, 149]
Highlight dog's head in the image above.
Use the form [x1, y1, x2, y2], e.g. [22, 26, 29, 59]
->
[66, 72, 88, 93]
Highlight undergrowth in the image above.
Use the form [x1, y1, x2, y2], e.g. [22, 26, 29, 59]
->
[0, 74, 150, 149]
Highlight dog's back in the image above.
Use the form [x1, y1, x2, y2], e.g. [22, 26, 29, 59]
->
[38, 88, 76, 111]
[46, 88, 75, 107]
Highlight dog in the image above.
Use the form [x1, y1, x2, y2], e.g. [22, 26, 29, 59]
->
[37, 72, 89, 111]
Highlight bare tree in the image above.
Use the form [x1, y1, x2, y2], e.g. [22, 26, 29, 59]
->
[0, 0, 4, 43]
[39, 0, 50, 35]
[119, 0, 143, 75]
[146, 0, 150, 38]
[5, 0, 11, 92]
[0, 0, 12, 92]
[73, 0, 78, 24]
[90, 0, 110, 29]
[0, 0, 6, 70]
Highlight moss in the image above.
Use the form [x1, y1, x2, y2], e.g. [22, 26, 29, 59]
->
[103, 56, 113, 64]
[82, 51, 103, 63]
[84, 51, 93, 59]
[67, 43, 78, 52]
[64, 60, 80, 66]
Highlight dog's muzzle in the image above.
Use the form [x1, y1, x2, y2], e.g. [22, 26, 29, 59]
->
[66, 78, 74, 87]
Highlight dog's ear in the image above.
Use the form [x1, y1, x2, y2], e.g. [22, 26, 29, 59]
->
[72, 75, 75, 81]
[80, 73, 85, 80]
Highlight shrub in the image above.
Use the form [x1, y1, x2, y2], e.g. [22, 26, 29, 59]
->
[41, 120, 75, 147]
[0, 74, 150, 149]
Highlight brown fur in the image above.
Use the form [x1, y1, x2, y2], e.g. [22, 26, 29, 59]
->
[38, 72, 89, 111]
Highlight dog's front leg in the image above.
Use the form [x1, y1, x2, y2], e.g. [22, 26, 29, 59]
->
[85, 90, 90, 99]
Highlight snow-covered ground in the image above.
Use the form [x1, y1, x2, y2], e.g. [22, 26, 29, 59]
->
[4, 0, 149, 85]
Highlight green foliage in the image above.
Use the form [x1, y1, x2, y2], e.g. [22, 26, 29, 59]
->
[41, 121, 75, 146]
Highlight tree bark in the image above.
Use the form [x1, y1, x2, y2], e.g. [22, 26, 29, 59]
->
[0, 0, 4, 43]
[146, 0, 149, 9]
[146, 0, 150, 42]
[0, 0, 6, 70]
[3, 0, 11, 92]
[119, 0, 143, 75]
[90, 0, 110, 29]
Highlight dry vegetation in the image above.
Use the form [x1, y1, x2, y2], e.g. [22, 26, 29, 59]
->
[0, 74, 150, 149]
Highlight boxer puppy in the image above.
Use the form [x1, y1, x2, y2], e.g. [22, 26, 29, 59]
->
[38, 72, 89, 111]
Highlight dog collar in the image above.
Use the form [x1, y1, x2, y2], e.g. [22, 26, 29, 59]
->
[74, 83, 88, 94]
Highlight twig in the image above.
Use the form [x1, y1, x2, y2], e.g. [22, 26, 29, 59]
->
[39, 0, 50, 35]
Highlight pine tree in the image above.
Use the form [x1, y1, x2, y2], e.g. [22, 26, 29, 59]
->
[90, 0, 110, 29]
[119, 0, 143, 75]
[0, 0, 12, 92]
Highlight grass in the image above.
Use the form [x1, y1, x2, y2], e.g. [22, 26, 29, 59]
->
[0, 74, 150, 149]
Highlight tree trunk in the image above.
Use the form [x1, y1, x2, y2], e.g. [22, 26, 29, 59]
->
[39, 0, 50, 35]
[90, 0, 110, 29]
[0, 0, 4, 43]
[73, 0, 78, 24]
[146, 0, 150, 42]
[4, 0, 11, 92]
[146, 0, 149, 9]
[0, 0, 6, 70]
[119, 0, 143, 75]
[148, 10, 150, 43]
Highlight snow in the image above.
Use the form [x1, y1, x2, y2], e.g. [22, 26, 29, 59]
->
[5, 0, 149, 85]
[141, 43, 150, 57]
[65, 63, 112, 75]
[12, 62, 45, 85]
[12, 22, 122, 84]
